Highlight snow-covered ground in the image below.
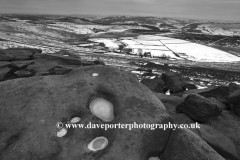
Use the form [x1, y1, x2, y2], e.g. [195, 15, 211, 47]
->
[196, 24, 240, 36]
[90, 35, 240, 62]
[90, 39, 119, 48]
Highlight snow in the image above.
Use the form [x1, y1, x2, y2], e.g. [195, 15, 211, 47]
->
[196, 85, 208, 89]
[165, 42, 240, 62]
[90, 39, 119, 48]
[89, 35, 240, 62]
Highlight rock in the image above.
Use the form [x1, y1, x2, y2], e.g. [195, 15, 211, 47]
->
[10, 61, 34, 69]
[161, 71, 197, 93]
[0, 50, 15, 61]
[93, 60, 105, 65]
[228, 83, 240, 93]
[40, 54, 83, 65]
[228, 90, 240, 116]
[175, 86, 230, 104]
[161, 103, 176, 115]
[48, 66, 73, 75]
[153, 92, 184, 106]
[2, 49, 36, 60]
[204, 110, 240, 159]
[160, 128, 225, 160]
[153, 92, 193, 124]
[228, 90, 240, 104]
[14, 69, 35, 78]
[190, 124, 239, 160]
[141, 77, 165, 93]
[170, 113, 195, 124]
[176, 94, 222, 123]
[207, 97, 226, 110]
[0, 61, 11, 69]
[185, 83, 198, 90]
[0, 67, 11, 81]
[0, 65, 171, 160]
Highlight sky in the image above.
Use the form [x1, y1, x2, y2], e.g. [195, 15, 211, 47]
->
[0, 0, 239, 21]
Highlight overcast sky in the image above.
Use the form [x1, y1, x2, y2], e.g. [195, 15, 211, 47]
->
[0, 0, 239, 21]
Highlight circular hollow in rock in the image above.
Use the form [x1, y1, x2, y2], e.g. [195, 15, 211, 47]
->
[89, 98, 114, 122]
[87, 136, 108, 152]
[69, 117, 81, 123]
[57, 128, 67, 137]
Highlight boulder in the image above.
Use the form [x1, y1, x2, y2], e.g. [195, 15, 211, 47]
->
[141, 77, 165, 93]
[176, 94, 222, 123]
[228, 90, 240, 104]
[175, 86, 230, 104]
[0, 67, 11, 81]
[0, 65, 172, 160]
[207, 97, 226, 110]
[228, 90, 240, 116]
[204, 110, 240, 159]
[160, 128, 224, 160]
[190, 124, 239, 160]
[161, 71, 197, 93]
[228, 83, 240, 93]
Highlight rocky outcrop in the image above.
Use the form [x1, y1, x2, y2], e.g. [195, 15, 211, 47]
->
[228, 90, 240, 116]
[0, 65, 171, 160]
[190, 124, 239, 160]
[141, 77, 165, 93]
[176, 94, 222, 123]
[0, 48, 105, 82]
[160, 128, 225, 160]
[161, 71, 197, 93]
[0, 48, 41, 61]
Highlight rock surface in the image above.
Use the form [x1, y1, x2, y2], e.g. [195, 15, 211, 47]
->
[0, 48, 105, 82]
[176, 94, 222, 122]
[228, 82, 240, 93]
[161, 71, 197, 93]
[160, 128, 225, 160]
[204, 110, 240, 159]
[153, 92, 184, 106]
[228, 90, 240, 116]
[175, 86, 230, 105]
[190, 124, 239, 160]
[0, 65, 171, 160]
[140, 77, 165, 93]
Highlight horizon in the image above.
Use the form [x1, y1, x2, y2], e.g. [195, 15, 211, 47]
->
[1, 13, 239, 23]
[0, 0, 239, 22]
